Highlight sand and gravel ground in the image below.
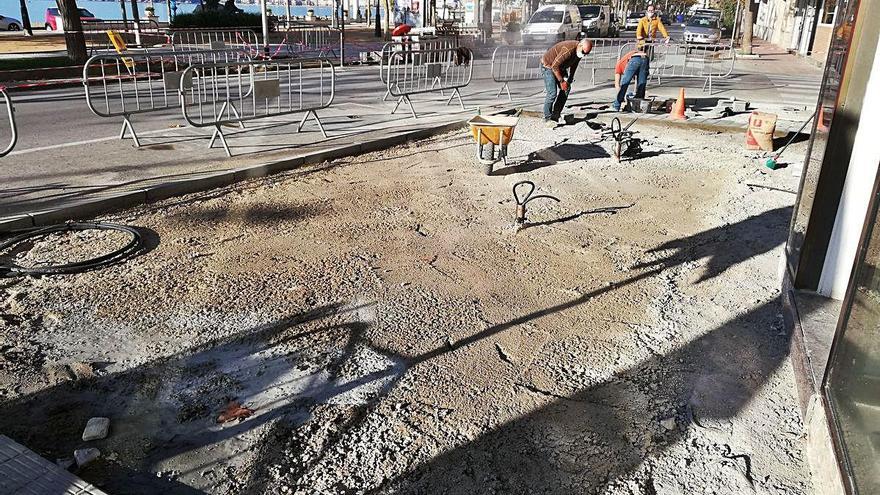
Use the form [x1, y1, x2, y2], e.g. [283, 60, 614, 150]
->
[0, 116, 812, 494]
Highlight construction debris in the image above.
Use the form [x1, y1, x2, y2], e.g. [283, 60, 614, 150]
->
[82, 417, 110, 441]
[73, 448, 100, 468]
[217, 401, 255, 424]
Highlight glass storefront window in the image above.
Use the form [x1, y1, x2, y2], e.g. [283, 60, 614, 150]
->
[825, 170, 880, 494]
[786, 0, 870, 290]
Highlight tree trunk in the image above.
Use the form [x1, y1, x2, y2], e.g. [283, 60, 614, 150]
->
[527, 0, 539, 19]
[56, 0, 87, 63]
[481, 0, 492, 40]
[374, 0, 381, 37]
[130, 0, 141, 23]
[18, 0, 33, 36]
[118, 0, 128, 26]
[382, 0, 391, 39]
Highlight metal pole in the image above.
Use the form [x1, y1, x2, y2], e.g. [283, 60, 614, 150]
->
[286, 0, 291, 22]
[260, 0, 270, 56]
[340, 0, 345, 67]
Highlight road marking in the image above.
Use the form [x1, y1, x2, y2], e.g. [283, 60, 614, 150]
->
[7, 127, 192, 156]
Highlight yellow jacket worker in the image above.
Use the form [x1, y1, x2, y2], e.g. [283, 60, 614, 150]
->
[636, 5, 670, 43]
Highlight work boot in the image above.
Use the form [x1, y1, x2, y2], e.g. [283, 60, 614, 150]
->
[544, 119, 557, 129]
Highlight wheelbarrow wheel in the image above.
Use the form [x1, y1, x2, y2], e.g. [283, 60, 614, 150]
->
[481, 142, 495, 162]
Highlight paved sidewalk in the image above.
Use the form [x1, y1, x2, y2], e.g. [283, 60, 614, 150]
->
[0, 435, 108, 495]
[0, 41, 822, 229]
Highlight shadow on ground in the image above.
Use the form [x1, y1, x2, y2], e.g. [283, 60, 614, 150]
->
[0, 205, 797, 493]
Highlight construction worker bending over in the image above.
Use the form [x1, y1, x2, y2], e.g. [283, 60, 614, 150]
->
[613, 50, 650, 112]
[541, 38, 593, 128]
[636, 5, 670, 45]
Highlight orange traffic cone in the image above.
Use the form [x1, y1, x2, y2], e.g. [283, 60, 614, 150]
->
[816, 106, 829, 132]
[670, 88, 687, 120]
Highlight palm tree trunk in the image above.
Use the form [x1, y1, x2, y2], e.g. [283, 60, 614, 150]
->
[56, 0, 87, 63]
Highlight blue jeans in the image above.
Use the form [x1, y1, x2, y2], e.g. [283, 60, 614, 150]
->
[542, 67, 569, 121]
[614, 56, 649, 110]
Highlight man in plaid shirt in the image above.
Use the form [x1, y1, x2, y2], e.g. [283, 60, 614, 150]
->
[541, 38, 593, 127]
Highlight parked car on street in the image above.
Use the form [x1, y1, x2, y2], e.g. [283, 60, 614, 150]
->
[577, 4, 615, 37]
[44, 8, 101, 31]
[624, 12, 642, 31]
[0, 14, 22, 30]
[690, 8, 722, 20]
[683, 16, 722, 44]
[521, 4, 582, 45]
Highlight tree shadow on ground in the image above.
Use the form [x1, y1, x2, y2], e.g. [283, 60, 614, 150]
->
[0, 205, 796, 493]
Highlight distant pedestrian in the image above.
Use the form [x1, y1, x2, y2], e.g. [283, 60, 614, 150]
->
[636, 5, 670, 45]
[613, 50, 649, 111]
[540, 38, 593, 127]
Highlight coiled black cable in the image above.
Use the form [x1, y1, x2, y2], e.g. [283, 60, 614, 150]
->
[0, 222, 142, 277]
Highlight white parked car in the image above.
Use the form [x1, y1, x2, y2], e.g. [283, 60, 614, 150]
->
[684, 16, 722, 44]
[521, 5, 582, 46]
[0, 14, 22, 31]
[624, 12, 642, 31]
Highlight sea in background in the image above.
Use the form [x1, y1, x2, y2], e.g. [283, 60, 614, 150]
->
[0, 0, 340, 24]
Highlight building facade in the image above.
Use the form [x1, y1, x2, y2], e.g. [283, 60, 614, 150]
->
[754, 0, 839, 63]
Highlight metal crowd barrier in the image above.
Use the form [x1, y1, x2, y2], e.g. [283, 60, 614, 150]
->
[0, 88, 16, 158]
[491, 38, 632, 100]
[281, 24, 340, 59]
[581, 38, 632, 84]
[82, 19, 164, 54]
[379, 38, 459, 101]
[83, 49, 252, 147]
[385, 47, 473, 119]
[170, 28, 261, 52]
[490, 46, 543, 100]
[180, 58, 335, 157]
[618, 42, 736, 93]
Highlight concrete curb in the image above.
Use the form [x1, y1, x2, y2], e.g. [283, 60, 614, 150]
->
[0, 120, 468, 233]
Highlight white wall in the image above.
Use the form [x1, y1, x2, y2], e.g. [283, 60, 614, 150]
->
[818, 41, 880, 299]
[755, 0, 797, 48]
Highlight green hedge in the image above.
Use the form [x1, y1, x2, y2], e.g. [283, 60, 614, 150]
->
[170, 11, 262, 29]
